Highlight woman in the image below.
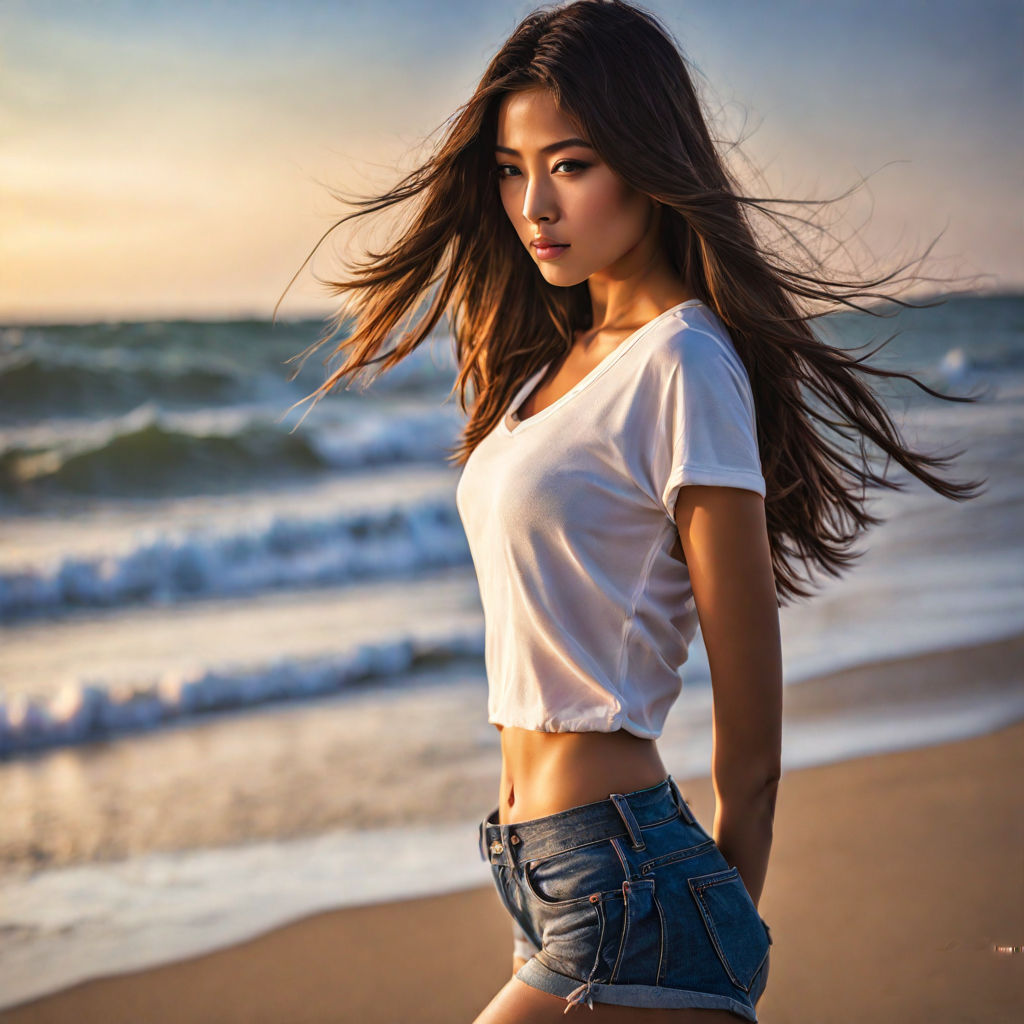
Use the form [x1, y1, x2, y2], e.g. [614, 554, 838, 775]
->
[278, 2, 984, 1019]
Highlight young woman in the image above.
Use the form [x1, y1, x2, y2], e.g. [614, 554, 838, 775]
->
[278, 2, 983, 1019]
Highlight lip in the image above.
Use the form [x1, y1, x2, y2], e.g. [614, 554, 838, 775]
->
[531, 237, 570, 261]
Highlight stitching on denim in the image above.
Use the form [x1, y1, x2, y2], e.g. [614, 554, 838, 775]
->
[690, 865, 739, 889]
[512, 807, 686, 862]
[521, 865, 605, 907]
[485, 786, 680, 845]
[750, 946, 769, 990]
[591, 896, 607, 979]
[750, 946, 770, 1003]
[651, 880, 667, 987]
[522, 840, 622, 907]
[520, 807, 680, 859]
[496, 791, 637, 828]
[560, 896, 610, 1014]
[690, 868, 766, 992]
[608, 878, 658, 987]
[639, 838, 716, 874]
[640, 811, 683, 829]
[610, 793, 646, 850]
[692, 886, 739, 987]
[609, 836, 632, 878]
[521, 832, 626, 865]
[610, 885, 629, 983]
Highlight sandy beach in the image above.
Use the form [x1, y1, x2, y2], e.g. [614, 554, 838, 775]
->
[3, 711, 1021, 1022]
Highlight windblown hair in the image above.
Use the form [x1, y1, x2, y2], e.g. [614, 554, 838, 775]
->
[275, 0, 986, 605]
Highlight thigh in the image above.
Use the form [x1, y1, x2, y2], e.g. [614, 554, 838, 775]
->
[473, 978, 746, 1023]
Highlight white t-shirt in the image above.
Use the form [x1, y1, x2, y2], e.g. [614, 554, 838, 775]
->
[455, 299, 765, 739]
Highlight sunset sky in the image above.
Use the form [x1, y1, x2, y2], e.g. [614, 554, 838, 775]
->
[1, 0, 1021, 323]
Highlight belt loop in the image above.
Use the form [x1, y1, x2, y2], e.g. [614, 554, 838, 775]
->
[609, 793, 646, 851]
[666, 775, 696, 825]
[507, 828, 521, 865]
[478, 818, 487, 862]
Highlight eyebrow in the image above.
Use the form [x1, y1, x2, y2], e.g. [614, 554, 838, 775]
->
[494, 137, 595, 156]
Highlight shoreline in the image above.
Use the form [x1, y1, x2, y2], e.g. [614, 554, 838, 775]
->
[2, 714, 1022, 1022]
[4, 627, 1022, 884]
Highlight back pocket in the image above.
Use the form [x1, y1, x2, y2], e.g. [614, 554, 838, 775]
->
[688, 866, 770, 992]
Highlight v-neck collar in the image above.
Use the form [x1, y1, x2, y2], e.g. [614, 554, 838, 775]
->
[501, 299, 704, 436]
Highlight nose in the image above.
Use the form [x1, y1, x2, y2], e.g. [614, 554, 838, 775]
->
[521, 175, 558, 227]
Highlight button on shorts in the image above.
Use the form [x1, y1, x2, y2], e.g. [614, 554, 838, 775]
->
[478, 775, 772, 1019]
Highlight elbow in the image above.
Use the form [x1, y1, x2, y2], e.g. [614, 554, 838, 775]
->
[715, 761, 781, 805]
[748, 768, 781, 806]
[757, 764, 782, 800]
[716, 770, 781, 830]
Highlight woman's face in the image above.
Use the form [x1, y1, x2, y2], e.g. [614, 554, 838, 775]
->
[494, 87, 657, 288]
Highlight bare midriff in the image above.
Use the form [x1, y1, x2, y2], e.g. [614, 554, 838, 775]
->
[495, 723, 670, 826]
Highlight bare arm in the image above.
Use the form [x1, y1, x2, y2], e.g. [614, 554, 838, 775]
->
[674, 485, 782, 908]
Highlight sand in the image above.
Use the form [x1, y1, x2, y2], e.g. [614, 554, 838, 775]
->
[2, 711, 1021, 1023]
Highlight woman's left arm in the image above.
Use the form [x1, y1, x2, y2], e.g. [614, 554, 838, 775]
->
[674, 484, 783, 909]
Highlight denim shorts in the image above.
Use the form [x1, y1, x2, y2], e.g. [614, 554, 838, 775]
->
[478, 775, 772, 1019]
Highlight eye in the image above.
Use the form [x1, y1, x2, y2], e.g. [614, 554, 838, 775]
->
[494, 159, 590, 180]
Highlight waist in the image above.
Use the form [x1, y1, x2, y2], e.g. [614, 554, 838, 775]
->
[496, 724, 668, 826]
[480, 774, 700, 865]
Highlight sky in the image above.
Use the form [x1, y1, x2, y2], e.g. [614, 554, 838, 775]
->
[1, 0, 1021, 323]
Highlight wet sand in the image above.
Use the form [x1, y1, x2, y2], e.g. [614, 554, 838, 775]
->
[3, 713, 1021, 1023]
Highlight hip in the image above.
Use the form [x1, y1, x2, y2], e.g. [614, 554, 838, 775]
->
[479, 774, 773, 1018]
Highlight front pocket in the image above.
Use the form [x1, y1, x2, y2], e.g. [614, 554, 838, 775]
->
[688, 866, 770, 992]
[522, 841, 623, 906]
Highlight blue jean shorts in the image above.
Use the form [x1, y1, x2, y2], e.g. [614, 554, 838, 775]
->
[478, 775, 772, 1019]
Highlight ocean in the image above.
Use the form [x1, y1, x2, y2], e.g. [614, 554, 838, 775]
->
[1, 293, 1022, 1007]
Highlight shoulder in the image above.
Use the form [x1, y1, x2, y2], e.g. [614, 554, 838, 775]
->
[643, 306, 747, 384]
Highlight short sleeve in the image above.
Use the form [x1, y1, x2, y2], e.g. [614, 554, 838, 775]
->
[652, 325, 765, 520]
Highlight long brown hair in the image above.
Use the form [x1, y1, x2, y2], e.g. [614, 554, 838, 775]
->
[274, 0, 986, 605]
